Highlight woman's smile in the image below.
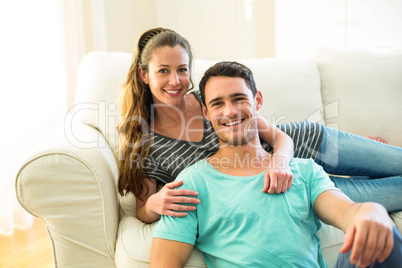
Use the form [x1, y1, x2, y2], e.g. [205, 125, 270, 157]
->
[163, 88, 182, 96]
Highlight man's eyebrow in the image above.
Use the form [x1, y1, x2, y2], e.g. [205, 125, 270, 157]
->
[207, 93, 248, 105]
[208, 96, 223, 105]
[231, 93, 248, 98]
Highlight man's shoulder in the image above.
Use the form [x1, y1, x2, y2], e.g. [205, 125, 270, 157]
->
[289, 157, 316, 168]
[176, 159, 208, 182]
[289, 158, 324, 183]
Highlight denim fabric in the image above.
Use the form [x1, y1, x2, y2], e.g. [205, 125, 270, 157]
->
[315, 126, 402, 177]
[328, 175, 402, 212]
[334, 226, 402, 268]
[314, 127, 402, 212]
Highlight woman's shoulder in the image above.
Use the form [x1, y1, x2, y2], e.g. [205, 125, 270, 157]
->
[188, 90, 202, 104]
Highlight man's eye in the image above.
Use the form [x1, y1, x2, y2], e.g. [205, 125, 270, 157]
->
[211, 102, 222, 107]
[234, 98, 245, 102]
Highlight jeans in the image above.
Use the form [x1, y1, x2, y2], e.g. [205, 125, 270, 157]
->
[334, 226, 402, 268]
[315, 126, 402, 212]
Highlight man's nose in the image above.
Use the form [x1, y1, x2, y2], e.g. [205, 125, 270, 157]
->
[223, 102, 238, 117]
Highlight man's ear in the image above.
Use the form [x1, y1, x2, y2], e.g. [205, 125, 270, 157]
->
[202, 103, 210, 121]
[138, 67, 149, 84]
[255, 90, 263, 111]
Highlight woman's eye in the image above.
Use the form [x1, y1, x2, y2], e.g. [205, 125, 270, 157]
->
[179, 68, 188, 73]
[159, 69, 168, 74]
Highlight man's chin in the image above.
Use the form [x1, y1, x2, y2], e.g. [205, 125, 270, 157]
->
[218, 136, 251, 147]
[216, 129, 257, 148]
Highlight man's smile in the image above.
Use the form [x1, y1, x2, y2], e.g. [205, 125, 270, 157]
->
[221, 118, 246, 127]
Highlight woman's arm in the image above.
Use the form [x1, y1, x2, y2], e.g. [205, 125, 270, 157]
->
[136, 179, 200, 224]
[256, 113, 294, 193]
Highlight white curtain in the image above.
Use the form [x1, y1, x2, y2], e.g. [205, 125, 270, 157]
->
[0, 0, 66, 235]
[0, 0, 107, 235]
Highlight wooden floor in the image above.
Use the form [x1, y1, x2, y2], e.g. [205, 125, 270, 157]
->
[0, 218, 53, 268]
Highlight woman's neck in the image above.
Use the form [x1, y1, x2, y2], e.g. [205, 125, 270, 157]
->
[151, 93, 199, 131]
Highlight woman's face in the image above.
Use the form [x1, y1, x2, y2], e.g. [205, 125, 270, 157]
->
[140, 45, 191, 107]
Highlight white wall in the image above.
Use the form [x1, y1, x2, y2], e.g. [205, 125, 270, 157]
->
[103, 0, 157, 53]
[275, 0, 402, 58]
[101, 0, 276, 60]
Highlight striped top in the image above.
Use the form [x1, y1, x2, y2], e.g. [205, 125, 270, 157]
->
[146, 91, 323, 184]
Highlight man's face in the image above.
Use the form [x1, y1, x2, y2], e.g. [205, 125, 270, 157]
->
[202, 76, 263, 146]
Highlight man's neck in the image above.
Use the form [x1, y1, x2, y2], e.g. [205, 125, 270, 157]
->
[207, 137, 271, 176]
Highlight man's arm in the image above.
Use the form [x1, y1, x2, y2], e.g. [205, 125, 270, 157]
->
[314, 189, 394, 267]
[150, 238, 194, 268]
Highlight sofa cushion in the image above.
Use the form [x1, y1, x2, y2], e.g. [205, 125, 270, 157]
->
[115, 216, 207, 268]
[73, 52, 131, 150]
[316, 47, 402, 147]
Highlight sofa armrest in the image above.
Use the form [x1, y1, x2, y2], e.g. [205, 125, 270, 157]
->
[15, 119, 119, 268]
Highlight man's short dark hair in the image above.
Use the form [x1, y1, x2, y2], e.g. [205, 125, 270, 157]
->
[199, 61, 257, 104]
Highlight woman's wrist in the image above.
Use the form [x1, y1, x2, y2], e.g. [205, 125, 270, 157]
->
[271, 153, 291, 167]
[138, 194, 161, 224]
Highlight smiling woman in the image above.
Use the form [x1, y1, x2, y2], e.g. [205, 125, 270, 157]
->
[0, 1, 66, 234]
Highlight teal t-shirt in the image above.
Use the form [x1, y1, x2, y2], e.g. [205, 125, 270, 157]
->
[153, 158, 338, 267]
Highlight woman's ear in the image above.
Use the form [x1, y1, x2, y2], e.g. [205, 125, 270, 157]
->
[138, 67, 149, 84]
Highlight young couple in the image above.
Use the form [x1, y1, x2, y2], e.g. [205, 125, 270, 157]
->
[117, 28, 402, 267]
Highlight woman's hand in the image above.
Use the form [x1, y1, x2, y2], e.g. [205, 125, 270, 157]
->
[263, 154, 293, 194]
[255, 113, 294, 193]
[147, 180, 200, 217]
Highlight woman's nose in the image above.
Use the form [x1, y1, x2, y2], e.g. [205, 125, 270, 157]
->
[169, 72, 180, 86]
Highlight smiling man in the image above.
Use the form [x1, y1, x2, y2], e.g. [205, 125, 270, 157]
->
[150, 61, 402, 268]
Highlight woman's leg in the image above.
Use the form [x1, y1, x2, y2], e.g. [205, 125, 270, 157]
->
[330, 175, 402, 212]
[315, 126, 402, 177]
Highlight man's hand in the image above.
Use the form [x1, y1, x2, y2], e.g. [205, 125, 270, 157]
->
[315, 190, 395, 267]
[263, 154, 293, 194]
[340, 203, 394, 267]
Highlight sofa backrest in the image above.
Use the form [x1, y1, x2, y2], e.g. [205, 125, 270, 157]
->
[316, 47, 402, 147]
[72, 48, 402, 149]
[72, 52, 324, 149]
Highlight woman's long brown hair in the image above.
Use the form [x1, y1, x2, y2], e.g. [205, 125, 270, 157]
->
[117, 28, 193, 199]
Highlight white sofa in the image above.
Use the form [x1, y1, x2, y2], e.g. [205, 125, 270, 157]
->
[16, 47, 402, 267]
